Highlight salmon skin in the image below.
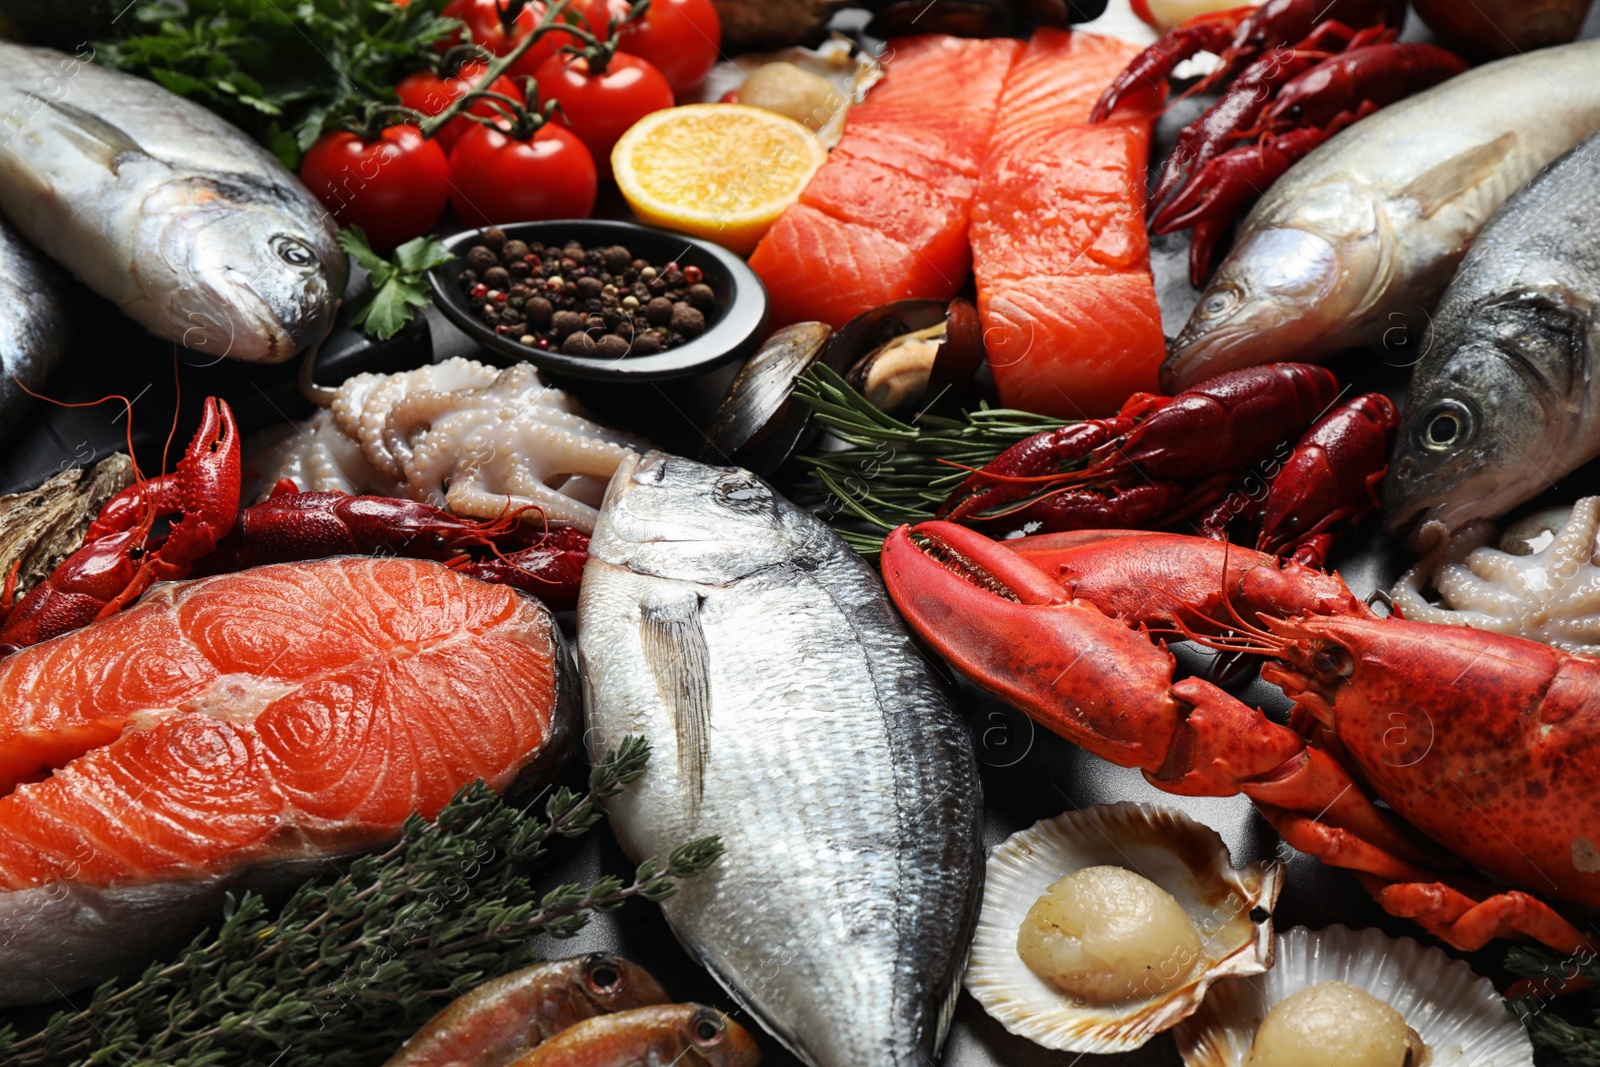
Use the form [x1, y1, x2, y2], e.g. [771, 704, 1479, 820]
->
[384, 955, 670, 1067]
[750, 34, 1021, 328]
[0, 556, 575, 1006]
[972, 29, 1167, 418]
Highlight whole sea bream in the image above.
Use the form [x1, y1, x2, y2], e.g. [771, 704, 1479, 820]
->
[0, 216, 66, 437]
[1384, 131, 1600, 535]
[0, 43, 345, 363]
[1164, 39, 1600, 390]
[578, 451, 984, 1067]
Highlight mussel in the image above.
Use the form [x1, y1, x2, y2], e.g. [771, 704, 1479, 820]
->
[839, 298, 988, 415]
[702, 322, 836, 475]
[1412, 0, 1593, 57]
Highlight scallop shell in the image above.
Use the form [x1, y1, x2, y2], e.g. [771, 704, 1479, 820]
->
[965, 802, 1282, 1054]
[1176, 925, 1533, 1067]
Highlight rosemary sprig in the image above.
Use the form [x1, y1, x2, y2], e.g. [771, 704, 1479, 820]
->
[0, 737, 720, 1067]
[793, 365, 1065, 556]
[1504, 944, 1600, 1064]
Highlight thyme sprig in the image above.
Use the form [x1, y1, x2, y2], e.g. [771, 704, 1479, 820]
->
[0, 737, 719, 1067]
[1505, 944, 1600, 1065]
[793, 365, 1066, 556]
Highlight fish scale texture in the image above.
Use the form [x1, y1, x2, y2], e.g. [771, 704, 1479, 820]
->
[0, 556, 559, 891]
[579, 453, 982, 1067]
[971, 28, 1167, 418]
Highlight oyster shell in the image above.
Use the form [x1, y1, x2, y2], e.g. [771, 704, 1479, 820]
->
[686, 35, 883, 147]
[965, 802, 1281, 1053]
[1177, 925, 1533, 1067]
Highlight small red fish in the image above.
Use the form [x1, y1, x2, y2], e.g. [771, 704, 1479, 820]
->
[508, 1004, 762, 1067]
[384, 954, 670, 1067]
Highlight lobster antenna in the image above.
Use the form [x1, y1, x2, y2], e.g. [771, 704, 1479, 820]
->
[8, 375, 145, 483]
[158, 349, 182, 486]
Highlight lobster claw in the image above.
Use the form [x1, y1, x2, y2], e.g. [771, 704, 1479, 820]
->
[882, 522, 1195, 773]
[162, 397, 242, 571]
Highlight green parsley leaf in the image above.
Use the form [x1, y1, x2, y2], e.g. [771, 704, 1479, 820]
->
[339, 229, 455, 341]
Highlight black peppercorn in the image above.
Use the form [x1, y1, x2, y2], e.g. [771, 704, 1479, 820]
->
[502, 239, 530, 259]
[575, 275, 604, 300]
[467, 246, 498, 272]
[686, 283, 716, 311]
[595, 334, 631, 360]
[524, 297, 554, 325]
[550, 309, 585, 338]
[646, 297, 674, 326]
[670, 304, 706, 336]
[562, 331, 597, 356]
[483, 266, 511, 289]
[482, 227, 507, 250]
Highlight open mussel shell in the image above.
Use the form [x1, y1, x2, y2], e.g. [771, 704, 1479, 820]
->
[1176, 925, 1533, 1067]
[839, 297, 989, 414]
[701, 322, 834, 476]
[965, 802, 1281, 1054]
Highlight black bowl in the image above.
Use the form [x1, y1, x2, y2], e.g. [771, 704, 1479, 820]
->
[428, 219, 768, 383]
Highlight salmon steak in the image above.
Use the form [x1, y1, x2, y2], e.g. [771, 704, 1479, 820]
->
[0, 556, 574, 1006]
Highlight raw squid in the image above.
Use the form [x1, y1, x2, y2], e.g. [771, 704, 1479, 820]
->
[250, 359, 646, 533]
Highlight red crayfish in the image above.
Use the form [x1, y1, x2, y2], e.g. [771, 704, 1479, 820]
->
[936, 363, 1398, 569]
[1092, 0, 1467, 284]
[883, 523, 1600, 956]
[0, 397, 589, 654]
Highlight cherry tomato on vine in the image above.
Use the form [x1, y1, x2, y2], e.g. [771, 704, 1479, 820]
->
[396, 61, 524, 152]
[439, 0, 590, 81]
[447, 120, 598, 226]
[300, 125, 449, 252]
[582, 0, 721, 97]
[534, 51, 673, 180]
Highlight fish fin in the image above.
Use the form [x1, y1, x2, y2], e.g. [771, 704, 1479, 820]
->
[1399, 132, 1517, 218]
[639, 597, 712, 811]
[34, 96, 148, 172]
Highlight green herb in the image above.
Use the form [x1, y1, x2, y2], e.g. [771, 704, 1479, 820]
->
[794, 365, 1066, 557]
[96, 0, 461, 169]
[341, 227, 455, 340]
[1505, 945, 1600, 1064]
[0, 737, 721, 1067]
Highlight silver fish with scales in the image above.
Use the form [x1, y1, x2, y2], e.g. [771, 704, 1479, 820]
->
[0, 42, 344, 363]
[1164, 39, 1600, 391]
[577, 451, 983, 1067]
[1385, 129, 1600, 537]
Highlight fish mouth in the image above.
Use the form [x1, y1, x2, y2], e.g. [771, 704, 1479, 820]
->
[1162, 323, 1261, 392]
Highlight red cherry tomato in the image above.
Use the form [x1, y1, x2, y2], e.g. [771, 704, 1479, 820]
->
[534, 51, 673, 180]
[439, 0, 591, 81]
[300, 125, 449, 252]
[396, 61, 524, 152]
[447, 120, 598, 226]
[583, 0, 721, 97]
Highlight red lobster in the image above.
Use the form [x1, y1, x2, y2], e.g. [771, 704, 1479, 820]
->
[195, 480, 589, 612]
[936, 364, 1397, 569]
[0, 397, 240, 652]
[883, 522, 1600, 956]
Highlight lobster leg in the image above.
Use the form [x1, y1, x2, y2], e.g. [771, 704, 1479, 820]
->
[1090, 7, 1247, 123]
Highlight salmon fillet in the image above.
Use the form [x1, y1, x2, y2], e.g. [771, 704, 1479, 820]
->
[0, 557, 570, 1004]
[973, 29, 1167, 417]
[750, 34, 1021, 329]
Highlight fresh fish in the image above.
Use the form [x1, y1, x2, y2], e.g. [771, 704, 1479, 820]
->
[1163, 39, 1600, 391]
[384, 955, 671, 1067]
[0, 216, 67, 436]
[0, 42, 345, 363]
[0, 557, 573, 1005]
[1383, 131, 1600, 536]
[508, 1005, 762, 1067]
[577, 451, 983, 1067]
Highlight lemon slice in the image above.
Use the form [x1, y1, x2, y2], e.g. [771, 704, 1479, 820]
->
[613, 104, 828, 255]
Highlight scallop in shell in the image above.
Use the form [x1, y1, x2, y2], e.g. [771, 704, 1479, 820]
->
[1176, 925, 1533, 1067]
[966, 802, 1281, 1053]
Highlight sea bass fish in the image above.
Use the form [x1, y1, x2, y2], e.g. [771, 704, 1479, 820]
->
[1383, 132, 1600, 536]
[0, 216, 66, 438]
[0, 43, 345, 363]
[577, 451, 984, 1067]
[384, 955, 670, 1067]
[1164, 39, 1600, 391]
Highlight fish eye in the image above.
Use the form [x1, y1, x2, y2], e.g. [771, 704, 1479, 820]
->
[585, 955, 624, 994]
[718, 476, 766, 505]
[1199, 285, 1240, 319]
[273, 235, 317, 268]
[1417, 398, 1476, 453]
[690, 1011, 725, 1048]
